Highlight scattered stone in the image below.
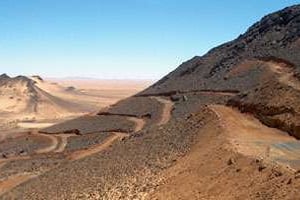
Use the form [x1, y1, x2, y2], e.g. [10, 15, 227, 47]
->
[73, 130, 81, 135]
[276, 171, 283, 177]
[258, 164, 267, 172]
[66, 86, 76, 92]
[287, 178, 292, 185]
[182, 95, 188, 101]
[272, 169, 283, 177]
[271, 40, 278, 45]
[32, 75, 44, 81]
[170, 95, 181, 102]
[19, 149, 28, 156]
[1, 153, 7, 159]
[255, 159, 260, 163]
[227, 158, 235, 165]
[143, 113, 152, 119]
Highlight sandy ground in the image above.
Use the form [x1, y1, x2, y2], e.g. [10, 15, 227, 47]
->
[36, 78, 152, 115]
[210, 105, 300, 170]
[47, 78, 152, 90]
[150, 105, 300, 200]
[0, 78, 151, 195]
[17, 123, 55, 129]
[0, 79, 152, 132]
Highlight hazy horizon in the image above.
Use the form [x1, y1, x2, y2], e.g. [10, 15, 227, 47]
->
[0, 0, 299, 79]
[1, 73, 156, 81]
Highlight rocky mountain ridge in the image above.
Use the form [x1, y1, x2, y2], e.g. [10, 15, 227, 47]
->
[138, 5, 300, 139]
[1, 4, 300, 200]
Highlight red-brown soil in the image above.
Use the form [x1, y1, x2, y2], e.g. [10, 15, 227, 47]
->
[2, 5, 300, 199]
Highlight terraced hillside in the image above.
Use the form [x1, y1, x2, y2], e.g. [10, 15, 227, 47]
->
[1, 4, 300, 200]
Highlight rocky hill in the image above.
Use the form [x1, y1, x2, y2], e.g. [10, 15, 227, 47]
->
[1, 4, 300, 200]
[138, 5, 300, 139]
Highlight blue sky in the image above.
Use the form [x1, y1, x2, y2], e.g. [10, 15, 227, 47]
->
[0, 0, 299, 80]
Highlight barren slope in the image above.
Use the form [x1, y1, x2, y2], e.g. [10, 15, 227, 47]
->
[1, 4, 300, 200]
[0, 75, 149, 132]
[0, 75, 91, 125]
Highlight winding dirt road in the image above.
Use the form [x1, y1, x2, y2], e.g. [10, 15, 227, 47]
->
[0, 174, 37, 196]
[0, 132, 75, 167]
[53, 135, 68, 153]
[0, 131, 27, 143]
[0, 95, 172, 195]
[209, 105, 300, 170]
[34, 133, 58, 154]
[68, 132, 128, 161]
[151, 97, 174, 125]
[127, 117, 145, 132]
[0, 131, 128, 196]
[54, 134, 77, 153]
[0, 156, 31, 165]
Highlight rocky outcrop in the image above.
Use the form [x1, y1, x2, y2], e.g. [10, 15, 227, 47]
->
[65, 86, 76, 92]
[31, 75, 44, 82]
[228, 98, 300, 139]
[139, 5, 300, 95]
[136, 4, 300, 140]
[227, 77, 300, 139]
